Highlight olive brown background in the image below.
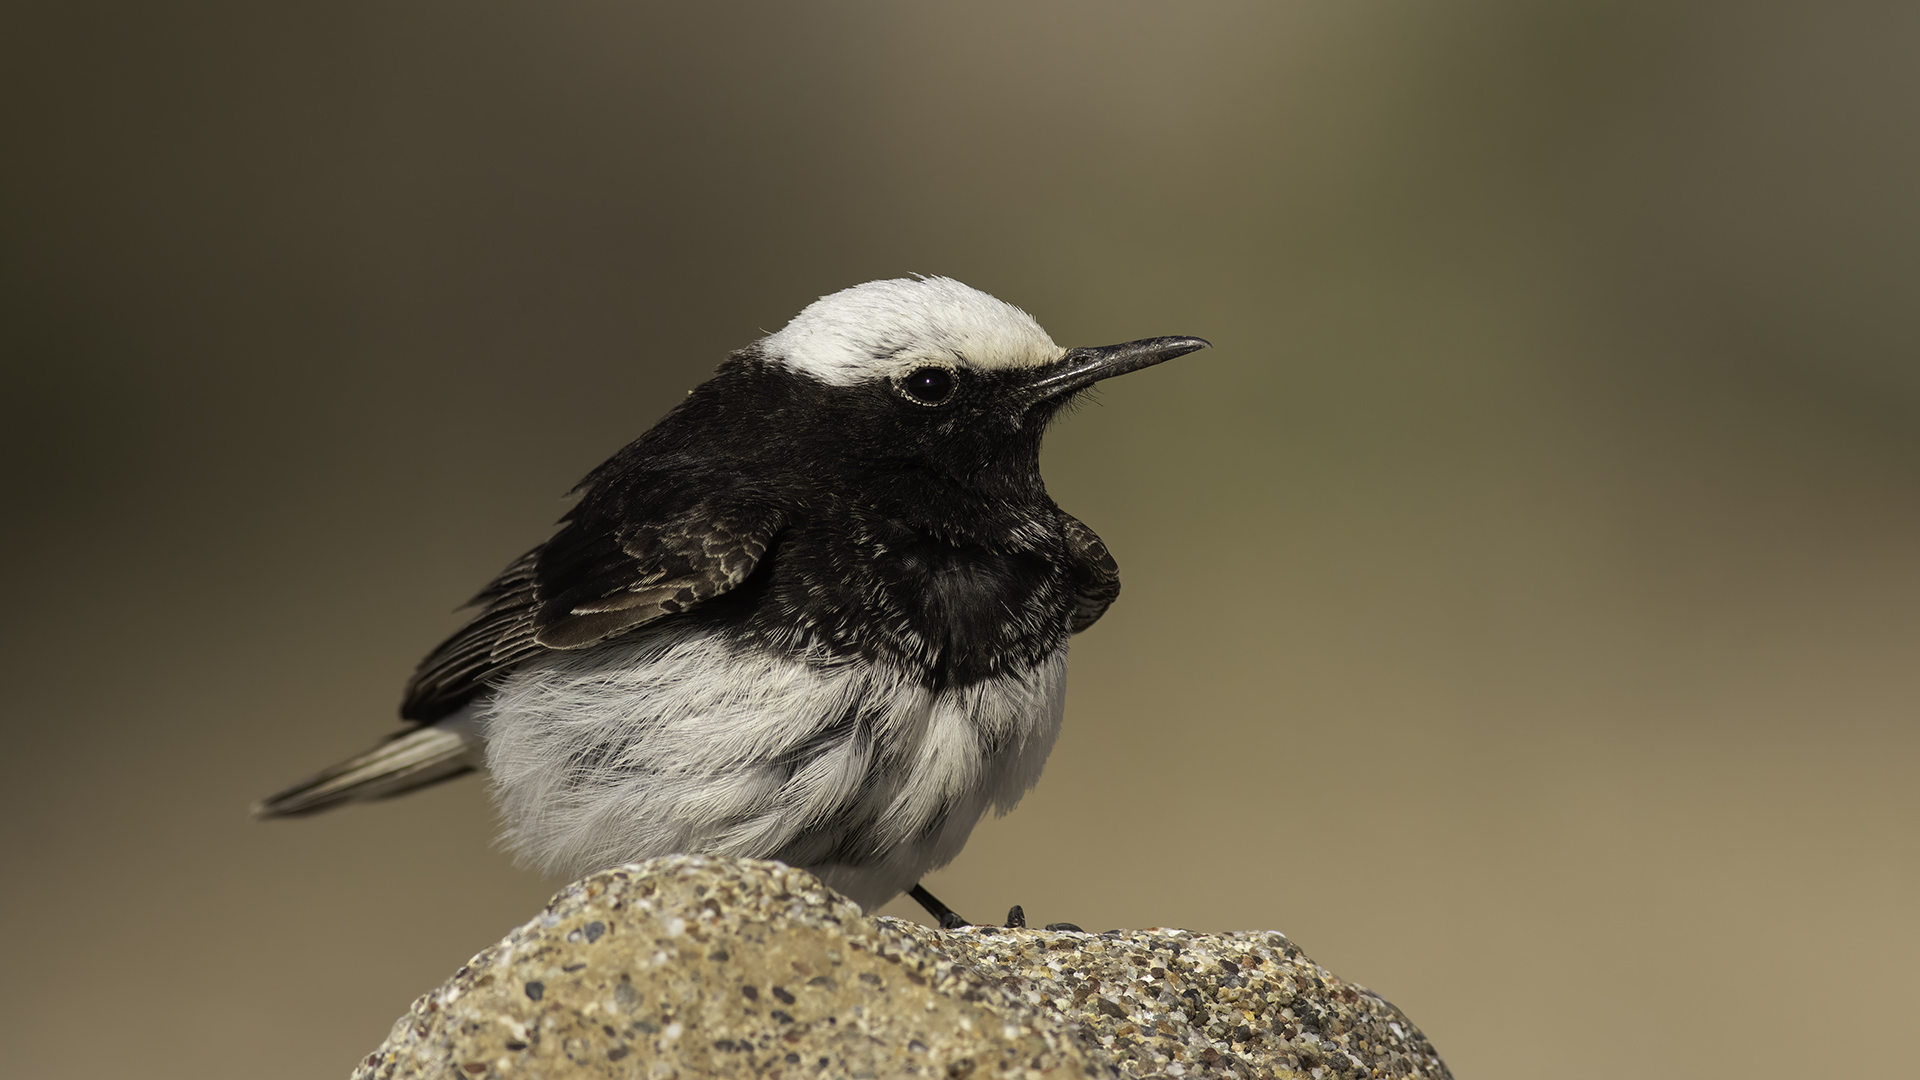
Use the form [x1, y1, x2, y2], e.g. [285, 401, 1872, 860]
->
[4, 3, 1916, 1078]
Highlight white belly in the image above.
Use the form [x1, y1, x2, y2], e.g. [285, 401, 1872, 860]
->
[477, 622, 1068, 910]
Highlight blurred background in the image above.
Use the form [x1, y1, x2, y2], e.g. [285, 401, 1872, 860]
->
[3, 2, 1916, 1078]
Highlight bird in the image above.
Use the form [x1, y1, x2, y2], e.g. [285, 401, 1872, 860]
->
[254, 275, 1208, 926]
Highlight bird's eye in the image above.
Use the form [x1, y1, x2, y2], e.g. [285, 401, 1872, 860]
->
[899, 366, 957, 406]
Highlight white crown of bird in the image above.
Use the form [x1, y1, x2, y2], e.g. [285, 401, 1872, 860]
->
[763, 276, 1066, 385]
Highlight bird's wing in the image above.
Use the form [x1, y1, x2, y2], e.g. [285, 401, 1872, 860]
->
[400, 489, 786, 721]
[1060, 511, 1121, 633]
[532, 495, 785, 649]
[400, 548, 545, 722]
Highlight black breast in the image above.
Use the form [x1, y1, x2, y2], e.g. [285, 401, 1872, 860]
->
[718, 501, 1074, 687]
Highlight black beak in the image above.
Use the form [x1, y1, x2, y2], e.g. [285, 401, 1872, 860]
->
[1024, 336, 1211, 403]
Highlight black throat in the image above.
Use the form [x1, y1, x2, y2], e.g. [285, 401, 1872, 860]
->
[590, 353, 1079, 687]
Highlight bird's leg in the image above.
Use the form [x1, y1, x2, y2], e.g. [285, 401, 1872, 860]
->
[908, 884, 969, 930]
[910, 886, 1082, 932]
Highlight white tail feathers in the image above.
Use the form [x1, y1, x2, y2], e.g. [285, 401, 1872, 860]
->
[251, 713, 482, 819]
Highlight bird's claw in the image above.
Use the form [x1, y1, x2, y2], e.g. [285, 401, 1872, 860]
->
[1008, 905, 1080, 931]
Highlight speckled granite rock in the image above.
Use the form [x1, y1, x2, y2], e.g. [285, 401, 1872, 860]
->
[355, 857, 1449, 1080]
[940, 921, 1448, 1079]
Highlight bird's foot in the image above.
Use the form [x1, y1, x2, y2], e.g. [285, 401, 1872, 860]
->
[1006, 905, 1081, 932]
[911, 885, 1081, 932]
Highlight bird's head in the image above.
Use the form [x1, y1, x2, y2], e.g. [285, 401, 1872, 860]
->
[756, 277, 1208, 490]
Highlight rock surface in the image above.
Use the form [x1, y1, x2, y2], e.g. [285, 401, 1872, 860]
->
[355, 857, 1450, 1079]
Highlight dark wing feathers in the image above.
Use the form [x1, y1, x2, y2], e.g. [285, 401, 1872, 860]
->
[399, 487, 785, 721]
[1060, 511, 1121, 633]
[532, 502, 782, 649]
[400, 549, 545, 722]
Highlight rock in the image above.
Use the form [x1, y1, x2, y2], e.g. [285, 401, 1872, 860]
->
[354, 856, 1450, 1080]
[941, 919, 1450, 1079]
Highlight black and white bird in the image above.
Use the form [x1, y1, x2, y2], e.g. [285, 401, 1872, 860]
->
[255, 276, 1207, 923]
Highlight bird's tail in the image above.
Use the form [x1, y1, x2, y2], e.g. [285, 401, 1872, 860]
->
[251, 713, 483, 819]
